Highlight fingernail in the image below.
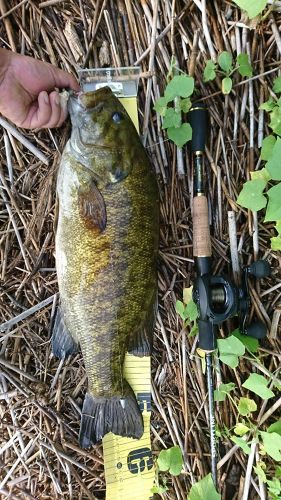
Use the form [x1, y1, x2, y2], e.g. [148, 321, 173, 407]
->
[44, 92, 49, 105]
[55, 94, 60, 106]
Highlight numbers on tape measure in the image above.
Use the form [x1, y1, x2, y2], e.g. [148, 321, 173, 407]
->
[137, 392, 151, 412]
[127, 447, 153, 474]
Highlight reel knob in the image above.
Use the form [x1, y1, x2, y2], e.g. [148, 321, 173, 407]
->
[245, 321, 267, 339]
[248, 260, 271, 279]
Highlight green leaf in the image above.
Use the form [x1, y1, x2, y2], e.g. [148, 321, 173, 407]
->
[238, 397, 257, 416]
[260, 98, 276, 112]
[218, 336, 245, 368]
[234, 423, 250, 436]
[271, 236, 281, 251]
[167, 122, 192, 148]
[176, 300, 185, 320]
[217, 336, 245, 356]
[164, 75, 194, 101]
[180, 97, 192, 113]
[232, 0, 267, 19]
[203, 60, 216, 82]
[269, 106, 281, 136]
[188, 473, 221, 500]
[250, 168, 271, 182]
[267, 477, 281, 498]
[214, 382, 236, 402]
[189, 323, 199, 337]
[276, 465, 281, 478]
[268, 421, 281, 436]
[185, 300, 199, 322]
[276, 221, 281, 234]
[237, 179, 267, 211]
[261, 135, 277, 161]
[218, 52, 233, 73]
[151, 484, 168, 494]
[237, 53, 253, 77]
[232, 330, 259, 353]
[169, 447, 183, 475]
[219, 353, 240, 368]
[260, 432, 281, 461]
[231, 435, 251, 454]
[162, 108, 181, 129]
[218, 335, 245, 368]
[242, 373, 275, 400]
[222, 77, 232, 94]
[254, 463, 267, 483]
[157, 446, 183, 476]
[157, 450, 170, 471]
[265, 137, 281, 180]
[273, 76, 281, 94]
[154, 96, 168, 116]
[265, 183, 281, 222]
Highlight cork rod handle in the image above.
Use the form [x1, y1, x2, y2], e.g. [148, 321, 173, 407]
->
[193, 196, 212, 257]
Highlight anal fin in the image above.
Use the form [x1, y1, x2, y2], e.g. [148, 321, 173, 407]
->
[128, 326, 151, 357]
[128, 297, 157, 357]
[51, 306, 79, 358]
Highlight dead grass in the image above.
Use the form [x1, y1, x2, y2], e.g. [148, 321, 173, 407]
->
[0, 1, 280, 499]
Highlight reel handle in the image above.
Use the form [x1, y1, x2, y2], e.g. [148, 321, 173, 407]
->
[245, 321, 267, 339]
[248, 260, 271, 278]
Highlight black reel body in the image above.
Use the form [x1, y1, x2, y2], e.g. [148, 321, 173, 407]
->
[193, 259, 270, 351]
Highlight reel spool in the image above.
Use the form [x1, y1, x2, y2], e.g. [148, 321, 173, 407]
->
[193, 259, 271, 350]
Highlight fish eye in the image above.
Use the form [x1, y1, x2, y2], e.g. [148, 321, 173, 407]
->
[112, 112, 123, 124]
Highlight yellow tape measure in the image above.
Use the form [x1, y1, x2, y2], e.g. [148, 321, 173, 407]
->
[102, 96, 154, 500]
[103, 355, 154, 499]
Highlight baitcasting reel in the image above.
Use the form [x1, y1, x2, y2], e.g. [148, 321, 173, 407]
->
[192, 259, 271, 351]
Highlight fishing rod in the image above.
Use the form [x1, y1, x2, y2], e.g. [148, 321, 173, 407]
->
[188, 104, 271, 488]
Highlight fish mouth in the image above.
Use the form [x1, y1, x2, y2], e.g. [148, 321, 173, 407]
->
[70, 87, 113, 110]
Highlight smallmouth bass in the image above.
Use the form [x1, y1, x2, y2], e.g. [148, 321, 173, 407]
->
[52, 87, 159, 447]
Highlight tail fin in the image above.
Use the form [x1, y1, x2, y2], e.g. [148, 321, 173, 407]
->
[79, 380, 143, 448]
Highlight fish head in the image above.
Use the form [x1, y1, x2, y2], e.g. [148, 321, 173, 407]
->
[68, 87, 140, 185]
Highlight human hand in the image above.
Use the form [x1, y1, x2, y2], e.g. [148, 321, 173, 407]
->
[0, 49, 79, 129]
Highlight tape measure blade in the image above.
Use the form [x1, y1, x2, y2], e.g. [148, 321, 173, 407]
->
[103, 355, 154, 499]
[102, 96, 154, 500]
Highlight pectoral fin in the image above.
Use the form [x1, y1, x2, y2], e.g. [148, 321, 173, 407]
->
[78, 183, 106, 232]
[51, 306, 79, 358]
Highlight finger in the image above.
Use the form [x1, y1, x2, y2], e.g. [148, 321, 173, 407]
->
[45, 91, 69, 128]
[43, 91, 62, 128]
[55, 93, 69, 128]
[27, 90, 52, 129]
[51, 67, 80, 92]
